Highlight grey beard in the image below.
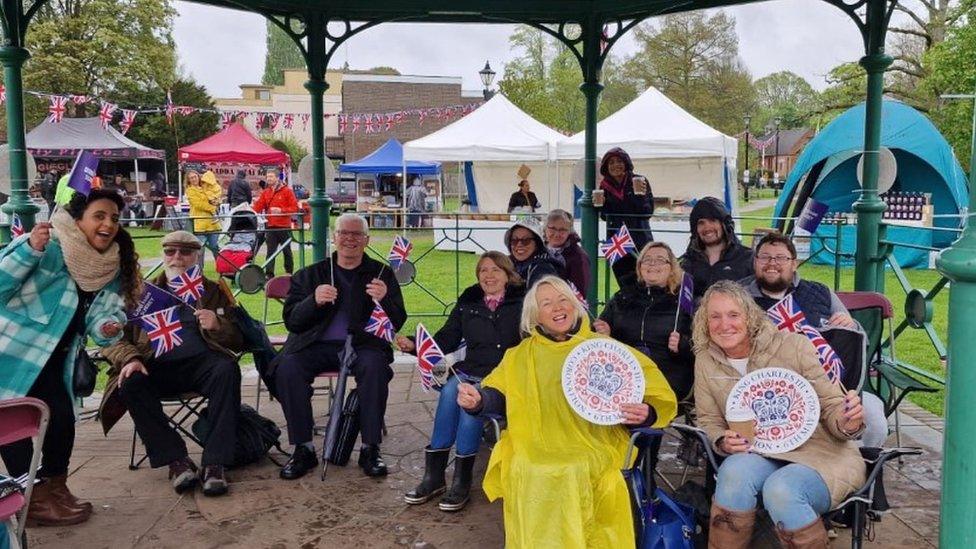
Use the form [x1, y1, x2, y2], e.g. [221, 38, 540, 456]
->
[164, 265, 188, 281]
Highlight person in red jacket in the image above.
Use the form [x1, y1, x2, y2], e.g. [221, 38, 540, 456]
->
[253, 168, 299, 277]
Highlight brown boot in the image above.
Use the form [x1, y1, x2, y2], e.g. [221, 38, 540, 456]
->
[25, 480, 92, 527]
[46, 475, 93, 514]
[708, 503, 756, 549]
[775, 517, 829, 549]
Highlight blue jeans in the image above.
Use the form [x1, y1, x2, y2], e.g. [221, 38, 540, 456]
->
[196, 232, 220, 266]
[429, 374, 483, 456]
[713, 453, 831, 530]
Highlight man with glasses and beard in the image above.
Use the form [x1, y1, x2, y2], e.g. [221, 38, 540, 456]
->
[99, 231, 245, 496]
[739, 231, 887, 447]
[274, 213, 407, 480]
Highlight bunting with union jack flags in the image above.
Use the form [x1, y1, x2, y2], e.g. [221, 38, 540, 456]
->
[415, 323, 444, 392]
[10, 213, 24, 238]
[365, 301, 395, 342]
[140, 306, 184, 358]
[48, 95, 68, 123]
[168, 265, 205, 304]
[119, 109, 137, 134]
[600, 224, 636, 265]
[766, 295, 844, 383]
[98, 101, 116, 129]
[388, 235, 413, 271]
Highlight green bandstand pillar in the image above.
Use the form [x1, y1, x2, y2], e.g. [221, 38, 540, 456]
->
[579, 20, 604, 315]
[304, 76, 332, 263]
[936, 85, 976, 548]
[0, 46, 36, 244]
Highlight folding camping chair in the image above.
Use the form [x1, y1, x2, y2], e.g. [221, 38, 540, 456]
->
[0, 397, 49, 549]
[836, 291, 937, 448]
[255, 274, 338, 422]
[671, 423, 920, 549]
[128, 393, 207, 470]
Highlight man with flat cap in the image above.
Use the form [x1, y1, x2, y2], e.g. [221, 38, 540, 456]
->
[99, 231, 245, 497]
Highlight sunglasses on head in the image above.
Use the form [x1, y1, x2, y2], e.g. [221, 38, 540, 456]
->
[163, 247, 196, 257]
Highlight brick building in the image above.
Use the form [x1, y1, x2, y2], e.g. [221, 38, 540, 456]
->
[336, 74, 484, 161]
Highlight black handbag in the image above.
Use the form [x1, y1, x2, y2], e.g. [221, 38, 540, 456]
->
[72, 292, 98, 398]
[325, 388, 360, 466]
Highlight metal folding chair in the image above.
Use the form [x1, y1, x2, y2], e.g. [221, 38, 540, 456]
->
[128, 393, 206, 470]
[0, 397, 50, 548]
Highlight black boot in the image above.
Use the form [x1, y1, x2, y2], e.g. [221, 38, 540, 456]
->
[358, 444, 388, 477]
[280, 445, 319, 480]
[404, 446, 450, 504]
[439, 453, 476, 512]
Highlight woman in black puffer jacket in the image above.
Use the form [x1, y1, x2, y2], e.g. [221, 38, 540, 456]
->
[396, 251, 526, 513]
[594, 241, 694, 400]
[504, 219, 563, 288]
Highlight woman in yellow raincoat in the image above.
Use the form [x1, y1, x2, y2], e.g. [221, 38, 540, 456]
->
[458, 275, 678, 548]
[185, 169, 222, 263]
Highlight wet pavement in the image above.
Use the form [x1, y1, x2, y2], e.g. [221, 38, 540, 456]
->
[26, 357, 941, 548]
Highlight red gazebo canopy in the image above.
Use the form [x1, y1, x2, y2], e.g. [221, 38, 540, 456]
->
[178, 122, 289, 165]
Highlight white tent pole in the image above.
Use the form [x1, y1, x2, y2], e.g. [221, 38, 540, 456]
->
[134, 158, 141, 196]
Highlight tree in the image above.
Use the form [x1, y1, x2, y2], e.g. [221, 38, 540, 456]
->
[922, 0, 976, 170]
[753, 71, 819, 129]
[498, 26, 637, 134]
[263, 135, 308, 170]
[263, 20, 305, 85]
[621, 11, 754, 135]
[22, 0, 177, 125]
[816, 63, 869, 125]
[125, 79, 220, 185]
[887, 0, 959, 104]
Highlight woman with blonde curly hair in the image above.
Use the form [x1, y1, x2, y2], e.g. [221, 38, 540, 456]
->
[693, 281, 866, 549]
[457, 275, 677, 548]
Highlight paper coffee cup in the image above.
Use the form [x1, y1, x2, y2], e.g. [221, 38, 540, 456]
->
[633, 176, 647, 196]
[726, 407, 756, 441]
[592, 189, 605, 207]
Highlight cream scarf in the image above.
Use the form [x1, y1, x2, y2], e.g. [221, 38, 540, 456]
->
[50, 209, 120, 292]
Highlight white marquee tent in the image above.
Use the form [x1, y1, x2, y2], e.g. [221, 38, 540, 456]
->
[403, 94, 576, 213]
[557, 86, 739, 216]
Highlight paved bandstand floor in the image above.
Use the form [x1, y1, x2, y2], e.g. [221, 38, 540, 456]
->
[26, 357, 942, 548]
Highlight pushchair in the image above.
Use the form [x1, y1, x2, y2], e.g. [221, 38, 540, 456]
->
[216, 204, 260, 278]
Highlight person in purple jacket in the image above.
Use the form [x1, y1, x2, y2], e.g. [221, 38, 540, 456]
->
[544, 209, 591, 295]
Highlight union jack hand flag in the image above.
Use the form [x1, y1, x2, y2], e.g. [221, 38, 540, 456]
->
[415, 323, 444, 393]
[365, 301, 395, 342]
[568, 281, 588, 309]
[140, 306, 184, 357]
[766, 295, 844, 383]
[388, 235, 413, 270]
[600, 225, 636, 265]
[48, 95, 68, 123]
[168, 265, 205, 304]
[10, 213, 24, 238]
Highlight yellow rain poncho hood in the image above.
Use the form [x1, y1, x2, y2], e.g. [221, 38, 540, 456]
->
[481, 321, 677, 548]
[187, 171, 223, 233]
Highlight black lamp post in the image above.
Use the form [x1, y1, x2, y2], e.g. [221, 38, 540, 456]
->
[743, 115, 752, 203]
[773, 117, 782, 197]
[479, 60, 496, 101]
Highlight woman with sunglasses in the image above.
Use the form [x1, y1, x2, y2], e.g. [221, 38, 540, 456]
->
[0, 189, 140, 526]
[503, 219, 562, 288]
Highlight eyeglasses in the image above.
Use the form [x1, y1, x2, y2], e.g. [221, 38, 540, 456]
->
[640, 258, 671, 266]
[756, 254, 794, 264]
[546, 226, 570, 234]
[509, 237, 535, 246]
[335, 230, 367, 239]
[163, 247, 196, 257]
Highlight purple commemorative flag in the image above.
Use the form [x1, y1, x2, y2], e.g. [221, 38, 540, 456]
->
[678, 272, 695, 315]
[797, 199, 829, 234]
[67, 150, 100, 196]
[127, 282, 182, 322]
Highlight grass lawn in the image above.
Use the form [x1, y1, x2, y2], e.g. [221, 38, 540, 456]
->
[120, 205, 948, 416]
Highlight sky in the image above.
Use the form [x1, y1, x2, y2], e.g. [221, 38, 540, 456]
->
[173, 0, 867, 100]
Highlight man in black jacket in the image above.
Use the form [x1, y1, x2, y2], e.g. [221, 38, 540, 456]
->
[274, 213, 407, 479]
[680, 197, 753, 298]
[227, 170, 252, 208]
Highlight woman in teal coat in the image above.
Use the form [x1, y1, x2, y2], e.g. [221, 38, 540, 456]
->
[0, 189, 141, 526]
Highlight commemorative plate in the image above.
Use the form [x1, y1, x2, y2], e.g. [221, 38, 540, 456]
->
[562, 339, 645, 425]
[725, 367, 821, 454]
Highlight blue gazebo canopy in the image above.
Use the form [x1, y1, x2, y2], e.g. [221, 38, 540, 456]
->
[774, 99, 968, 249]
[339, 138, 441, 175]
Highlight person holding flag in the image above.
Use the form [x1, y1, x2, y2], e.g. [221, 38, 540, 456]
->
[0, 189, 138, 526]
[739, 231, 887, 448]
[274, 213, 406, 480]
[395, 251, 526, 512]
[594, 242, 696, 401]
[99, 231, 246, 497]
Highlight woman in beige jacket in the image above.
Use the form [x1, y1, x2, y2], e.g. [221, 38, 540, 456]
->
[693, 281, 866, 549]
